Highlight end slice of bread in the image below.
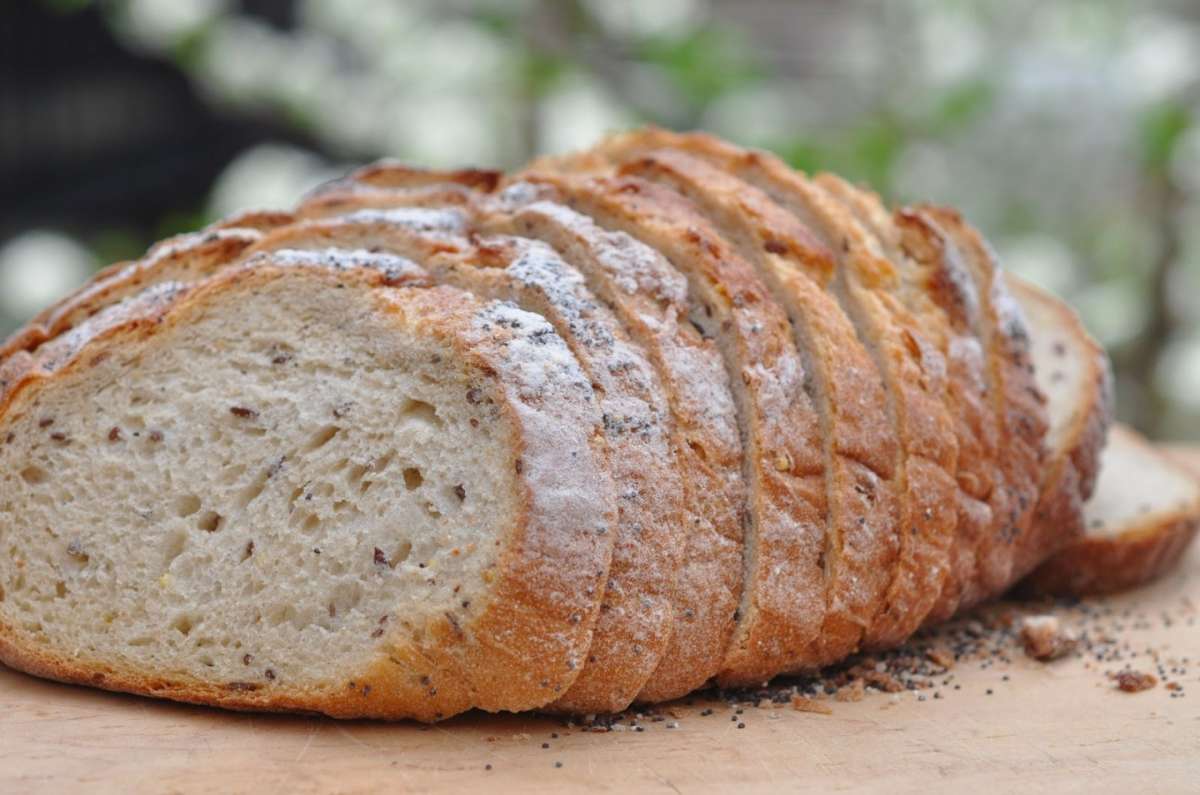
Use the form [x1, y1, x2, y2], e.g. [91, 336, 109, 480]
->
[1022, 425, 1199, 595]
[0, 258, 615, 720]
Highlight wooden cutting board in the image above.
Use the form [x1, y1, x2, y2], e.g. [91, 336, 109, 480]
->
[3, 451, 1198, 794]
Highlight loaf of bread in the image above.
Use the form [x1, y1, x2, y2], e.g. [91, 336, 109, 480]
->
[2, 126, 1181, 721]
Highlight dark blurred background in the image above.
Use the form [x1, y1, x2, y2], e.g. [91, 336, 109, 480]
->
[2, 0, 1198, 438]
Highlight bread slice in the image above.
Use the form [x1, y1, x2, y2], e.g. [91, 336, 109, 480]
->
[476, 193, 745, 704]
[596, 147, 902, 667]
[1023, 425, 1199, 595]
[813, 183, 1002, 627]
[0, 229, 265, 362]
[0, 256, 616, 720]
[584, 130, 961, 650]
[513, 170, 830, 687]
[1005, 275, 1114, 582]
[241, 212, 686, 715]
[913, 210, 1050, 607]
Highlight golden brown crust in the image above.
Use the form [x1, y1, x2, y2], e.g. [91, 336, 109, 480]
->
[515, 169, 830, 687]
[0, 262, 616, 721]
[917, 208, 1049, 608]
[1022, 428, 1197, 596]
[607, 147, 901, 666]
[205, 209, 297, 233]
[1005, 276, 1114, 584]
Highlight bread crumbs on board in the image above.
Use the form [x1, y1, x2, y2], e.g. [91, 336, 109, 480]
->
[536, 592, 1192, 737]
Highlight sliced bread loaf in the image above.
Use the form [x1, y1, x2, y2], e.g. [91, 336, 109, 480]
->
[0, 256, 615, 720]
[1023, 425, 1198, 595]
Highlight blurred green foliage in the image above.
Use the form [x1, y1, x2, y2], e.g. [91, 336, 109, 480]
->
[11, 0, 1200, 439]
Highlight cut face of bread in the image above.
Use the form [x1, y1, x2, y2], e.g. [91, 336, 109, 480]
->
[0, 261, 615, 721]
[1022, 425, 1199, 596]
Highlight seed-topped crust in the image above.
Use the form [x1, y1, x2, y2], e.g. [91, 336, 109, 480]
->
[0, 260, 616, 721]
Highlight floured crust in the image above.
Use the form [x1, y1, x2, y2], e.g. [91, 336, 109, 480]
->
[1023, 427, 1196, 596]
[515, 169, 829, 687]
[1005, 276, 1114, 584]
[0, 261, 616, 720]
[604, 146, 901, 667]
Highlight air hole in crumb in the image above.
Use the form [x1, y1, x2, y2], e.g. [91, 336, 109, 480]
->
[236, 468, 271, 509]
[424, 502, 442, 519]
[400, 399, 441, 427]
[265, 604, 297, 627]
[687, 441, 709, 462]
[0, 584, 5, 602]
[20, 466, 48, 486]
[174, 495, 202, 518]
[197, 511, 223, 533]
[54, 581, 67, 599]
[305, 425, 340, 452]
[347, 462, 368, 487]
[171, 615, 195, 636]
[301, 514, 321, 534]
[163, 530, 187, 566]
[403, 468, 424, 490]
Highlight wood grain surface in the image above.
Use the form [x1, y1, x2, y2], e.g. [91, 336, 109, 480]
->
[2, 449, 1198, 794]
